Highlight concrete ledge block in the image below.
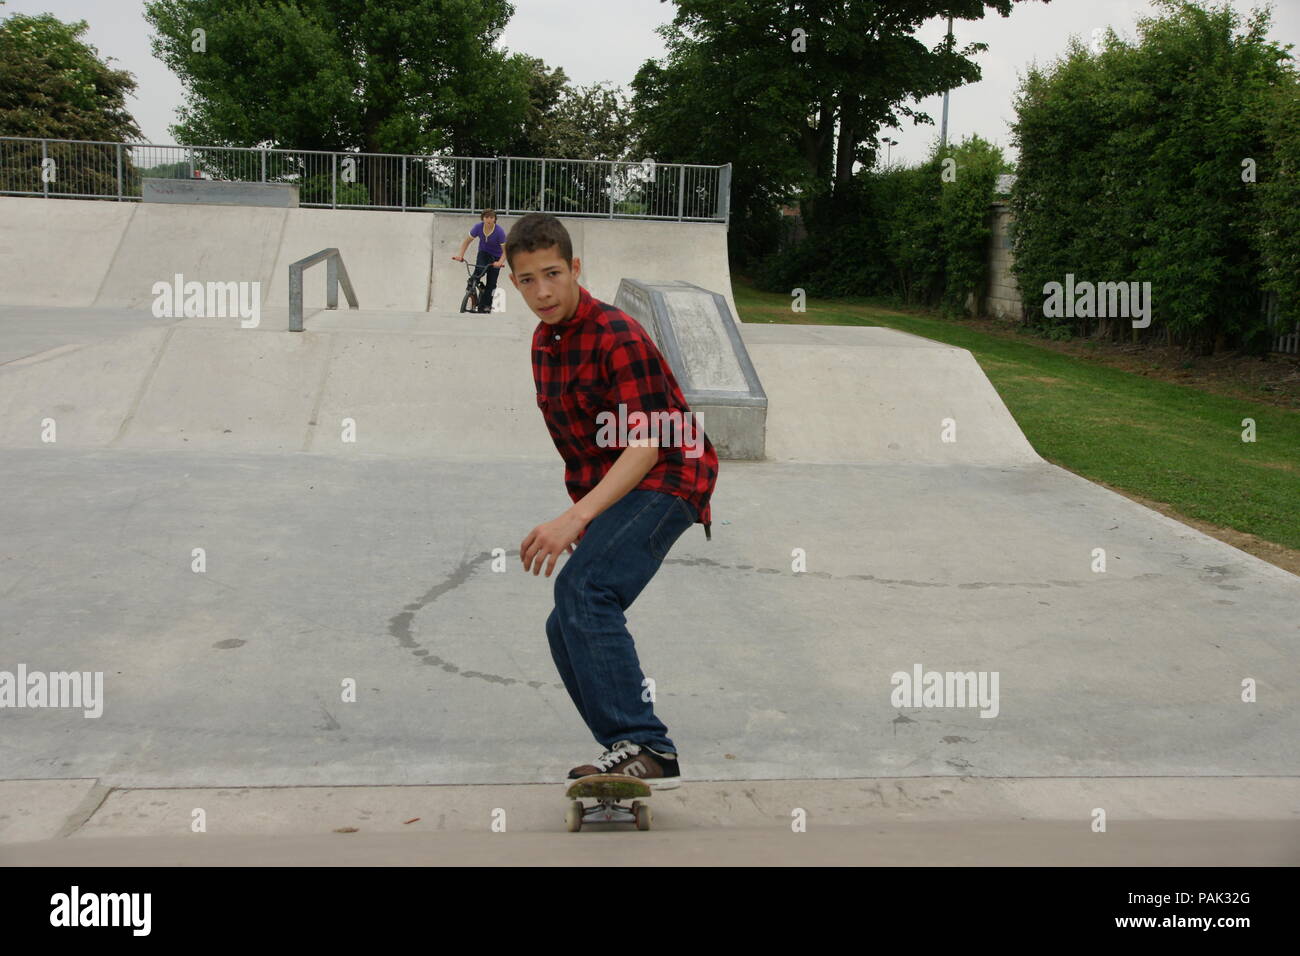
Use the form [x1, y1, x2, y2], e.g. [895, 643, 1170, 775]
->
[143, 178, 300, 208]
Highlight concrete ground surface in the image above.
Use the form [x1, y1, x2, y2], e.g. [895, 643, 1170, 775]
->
[3, 777, 1297, 865]
[6, 822, 1297, 867]
[2, 198, 1297, 866]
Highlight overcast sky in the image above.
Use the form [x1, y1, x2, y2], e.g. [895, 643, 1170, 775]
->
[6, 0, 1298, 167]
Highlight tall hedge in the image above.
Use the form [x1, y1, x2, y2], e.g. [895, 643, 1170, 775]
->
[1255, 78, 1300, 338]
[937, 137, 1007, 314]
[1008, 0, 1297, 353]
[755, 134, 1009, 313]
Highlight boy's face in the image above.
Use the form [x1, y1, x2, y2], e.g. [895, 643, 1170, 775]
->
[508, 245, 582, 325]
[483, 214, 496, 231]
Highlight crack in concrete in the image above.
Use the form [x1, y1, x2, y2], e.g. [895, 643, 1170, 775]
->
[386, 550, 718, 696]
[386, 546, 1117, 694]
[665, 554, 1096, 589]
[386, 550, 563, 690]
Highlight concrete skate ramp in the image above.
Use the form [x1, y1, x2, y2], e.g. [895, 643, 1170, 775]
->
[0, 308, 1035, 466]
[91, 202, 286, 310]
[573, 218, 735, 317]
[90, 203, 433, 313]
[740, 324, 1043, 465]
[267, 208, 434, 312]
[427, 213, 735, 316]
[0, 312, 557, 457]
[0, 197, 133, 307]
[0, 197, 735, 317]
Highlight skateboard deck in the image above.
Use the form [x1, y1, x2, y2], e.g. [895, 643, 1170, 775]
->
[564, 773, 653, 831]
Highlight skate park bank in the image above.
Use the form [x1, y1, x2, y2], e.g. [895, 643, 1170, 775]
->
[0, 195, 737, 316]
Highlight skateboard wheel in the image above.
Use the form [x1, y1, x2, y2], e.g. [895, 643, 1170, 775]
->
[634, 803, 652, 831]
[566, 800, 583, 832]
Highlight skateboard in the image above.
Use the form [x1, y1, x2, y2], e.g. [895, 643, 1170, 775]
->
[564, 774, 653, 831]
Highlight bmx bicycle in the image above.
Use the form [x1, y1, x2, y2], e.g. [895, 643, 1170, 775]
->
[452, 257, 503, 314]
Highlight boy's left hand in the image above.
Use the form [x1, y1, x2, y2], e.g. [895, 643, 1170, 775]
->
[521, 512, 587, 576]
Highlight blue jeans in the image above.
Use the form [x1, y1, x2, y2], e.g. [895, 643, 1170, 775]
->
[546, 489, 696, 755]
[472, 249, 499, 307]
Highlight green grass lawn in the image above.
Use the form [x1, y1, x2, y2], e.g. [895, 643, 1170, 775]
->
[732, 280, 1300, 552]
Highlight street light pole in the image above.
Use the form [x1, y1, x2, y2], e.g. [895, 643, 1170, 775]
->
[940, 15, 953, 151]
[881, 137, 898, 166]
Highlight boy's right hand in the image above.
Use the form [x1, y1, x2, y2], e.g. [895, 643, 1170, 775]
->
[451, 255, 464, 262]
[520, 513, 586, 577]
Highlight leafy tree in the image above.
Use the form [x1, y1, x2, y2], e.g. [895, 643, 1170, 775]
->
[631, 0, 1051, 266]
[754, 134, 1010, 309]
[1009, 0, 1296, 353]
[880, 161, 944, 304]
[0, 8, 141, 141]
[632, 40, 799, 265]
[500, 55, 569, 158]
[144, 0, 534, 204]
[937, 135, 1011, 314]
[547, 82, 635, 161]
[1255, 75, 1300, 341]
[0, 7, 142, 196]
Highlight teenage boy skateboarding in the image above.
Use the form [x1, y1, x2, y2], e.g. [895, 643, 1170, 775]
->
[509, 212, 718, 789]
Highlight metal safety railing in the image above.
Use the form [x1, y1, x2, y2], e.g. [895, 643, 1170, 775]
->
[0, 136, 731, 224]
[289, 249, 358, 332]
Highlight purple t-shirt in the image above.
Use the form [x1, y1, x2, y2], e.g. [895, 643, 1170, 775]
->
[470, 221, 506, 259]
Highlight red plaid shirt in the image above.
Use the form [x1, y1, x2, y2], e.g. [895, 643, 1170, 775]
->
[533, 286, 718, 539]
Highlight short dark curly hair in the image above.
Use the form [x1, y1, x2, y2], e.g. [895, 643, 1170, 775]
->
[505, 213, 573, 270]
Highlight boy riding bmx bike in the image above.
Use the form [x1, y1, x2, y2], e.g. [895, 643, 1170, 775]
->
[452, 208, 507, 313]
